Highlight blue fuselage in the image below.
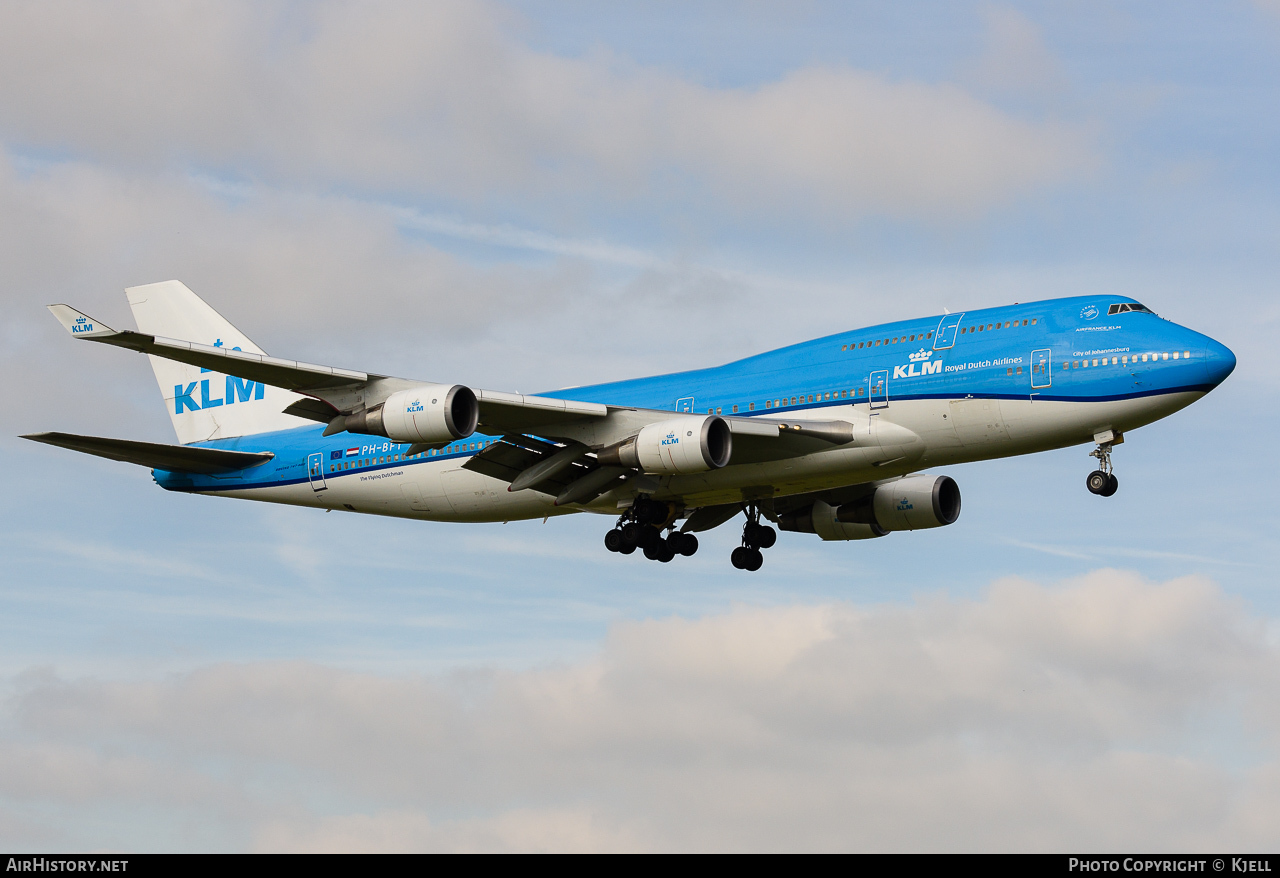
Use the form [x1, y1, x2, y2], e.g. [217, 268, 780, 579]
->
[155, 295, 1235, 511]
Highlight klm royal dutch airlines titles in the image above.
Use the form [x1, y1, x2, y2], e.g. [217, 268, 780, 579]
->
[27, 281, 1235, 570]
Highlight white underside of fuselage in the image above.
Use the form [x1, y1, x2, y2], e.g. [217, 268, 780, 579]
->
[203, 390, 1202, 523]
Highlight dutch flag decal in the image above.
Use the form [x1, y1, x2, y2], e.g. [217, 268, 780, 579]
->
[346, 447, 360, 457]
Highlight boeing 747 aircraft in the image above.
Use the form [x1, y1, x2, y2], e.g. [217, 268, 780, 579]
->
[26, 281, 1235, 570]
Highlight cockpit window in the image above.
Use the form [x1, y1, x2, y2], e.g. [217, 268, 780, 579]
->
[1108, 302, 1154, 315]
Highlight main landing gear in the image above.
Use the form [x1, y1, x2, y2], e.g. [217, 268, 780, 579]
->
[1086, 435, 1120, 497]
[731, 505, 776, 572]
[604, 497, 699, 563]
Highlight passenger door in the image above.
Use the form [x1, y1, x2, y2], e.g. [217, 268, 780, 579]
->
[869, 369, 889, 410]
[306, 452, 327, 492]
[1031, 349, 1052, 389]
[933, 313, 965, 350]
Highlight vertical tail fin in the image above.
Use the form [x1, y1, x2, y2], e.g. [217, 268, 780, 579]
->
[126, 280, 311, 444]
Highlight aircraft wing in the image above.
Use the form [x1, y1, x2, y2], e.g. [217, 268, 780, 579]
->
[48, 304, 608, 435]
[47, 303, 865, 457]
[22, 432, 274, 474]
[48, 304, 371, 391]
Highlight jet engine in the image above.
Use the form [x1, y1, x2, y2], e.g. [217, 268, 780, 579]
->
[597, 415, 732, 475]
[344, 384, 479, 444]
[779, 500, 887, 541]
[778, 475, 961, 541]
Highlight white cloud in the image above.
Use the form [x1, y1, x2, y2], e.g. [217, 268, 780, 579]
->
[0, 0, 1095, 221]
[3, 570, 1277, 851]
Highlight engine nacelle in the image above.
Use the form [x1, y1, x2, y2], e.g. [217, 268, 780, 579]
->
[777, 476, 961, 540]
[779, 500, 887, 541]
[598, 415, 732, 474]
[345, 384, 479, 444]
[836, 475, 961, 532]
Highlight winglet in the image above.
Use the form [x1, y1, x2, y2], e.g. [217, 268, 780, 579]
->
[47, 304, 118, 339]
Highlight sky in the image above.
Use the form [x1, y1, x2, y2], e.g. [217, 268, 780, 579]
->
[1, 0, 1279, 852]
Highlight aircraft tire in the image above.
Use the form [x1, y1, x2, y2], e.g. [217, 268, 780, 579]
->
[1101, 473, 1119, 497]
[636, 526, 661, 550]
[604, 529, 624, 552]
[755, 525, 777, 549]
[619, 543, 637, 555]
[743, 548, 763, 571]
[731, 546, 749, 569]
[677, 533, 698, 556]
[657, 541, 676, 563]
[621, 523, 641, 548]
[643, 542, 663, 561]
[1086, 470, 1109, 495]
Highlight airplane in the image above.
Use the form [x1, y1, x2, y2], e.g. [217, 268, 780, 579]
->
[24, 281, 1236, 570]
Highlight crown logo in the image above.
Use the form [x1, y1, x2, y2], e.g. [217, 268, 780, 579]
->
[908, 349, 933, 362]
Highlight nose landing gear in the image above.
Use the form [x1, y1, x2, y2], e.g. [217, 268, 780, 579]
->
[731, 504, 776, 571]
[1086, 432, 1121, 497]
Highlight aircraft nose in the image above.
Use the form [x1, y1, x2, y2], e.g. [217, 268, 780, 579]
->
[1202, 338, 1236, 387]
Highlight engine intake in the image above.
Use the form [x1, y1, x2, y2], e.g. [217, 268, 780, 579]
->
[597, 416, 732, 474]
[344, 384, 478, 444]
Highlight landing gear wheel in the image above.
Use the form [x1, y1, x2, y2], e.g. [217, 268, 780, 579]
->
[752, 524, 776, 549]
[636, 526, 661, 550]
[675, 533, 698, 556]
[731, 546, 749, 569]
[604, 529, 623, 552]
[621, 523, 641, 548]
[1101, 473, 1118, 497]
[618, 542, 636, 555]
[1086, 470, 1110, 495]
[743, 548, 763, 571]
[657, 540, 676, 563]
[643, 542, 663, 561]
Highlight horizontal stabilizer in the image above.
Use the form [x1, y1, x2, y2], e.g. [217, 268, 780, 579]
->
[21, 432, 274, 474]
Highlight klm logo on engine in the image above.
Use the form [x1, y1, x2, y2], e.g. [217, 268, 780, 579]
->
[407, 399, 424, 413]
[896, 497, 914, 511]
[894, 349, 944, 379]
[71, 315, 94, 334]
[661, 431, 679, 446]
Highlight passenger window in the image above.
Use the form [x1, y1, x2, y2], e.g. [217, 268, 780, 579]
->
[1184, 351, 1191, 358]
[749, 403, 755, 411]
[824, 392, 831, 400]
[1031, 318, 1037, 324]
[1016, 366, 1023, 375]
[841, 390, 848, 398]
[961, 328, 967, 334]
[842, 344, 848, 351]
[716, 407, 722, 414]
[928, 331, 934, 338]
[732, 405, 739, 413]
[1006, 367, 1012, 375]
[1162, 352, 1169, 360]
